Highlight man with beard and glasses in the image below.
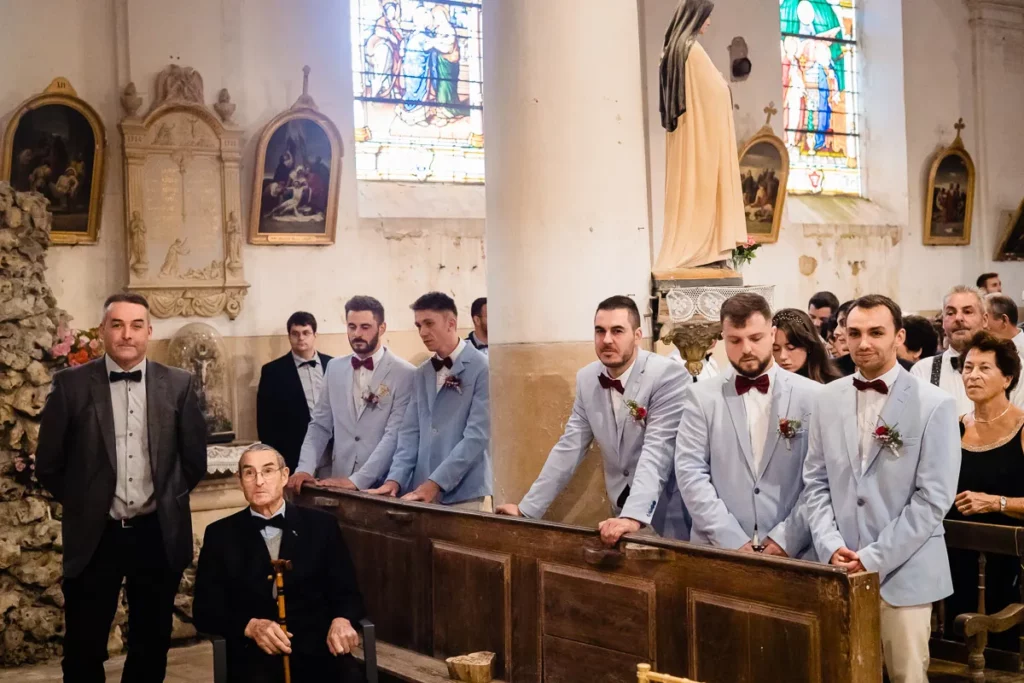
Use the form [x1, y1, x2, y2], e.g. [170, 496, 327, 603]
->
[497, 296, 691, 544]
[910, 285, 997, 415]
[672, 293, 821, 558]
[287, 296, 415, 494]
[804, 295, 958, 683]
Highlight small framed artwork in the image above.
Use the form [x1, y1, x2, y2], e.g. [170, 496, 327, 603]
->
[1, 77, 106, 245]
[994, 197, 1024, 262]
[249, 67, 342, 245]
[738, 110, 789, 245]
[924, 119, 975, 246]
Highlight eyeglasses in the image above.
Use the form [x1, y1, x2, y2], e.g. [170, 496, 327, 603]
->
[240, 466, 283, 482]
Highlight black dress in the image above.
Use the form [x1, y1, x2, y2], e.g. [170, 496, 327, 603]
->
[945, 418, 1024, 652]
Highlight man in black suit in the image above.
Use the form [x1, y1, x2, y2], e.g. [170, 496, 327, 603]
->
[193, 443, 365, 683]
[36, 293, 208, 683]
[257, 312, 333, 471]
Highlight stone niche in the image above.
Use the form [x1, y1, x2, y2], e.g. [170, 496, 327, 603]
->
[121, 66, 249, 320]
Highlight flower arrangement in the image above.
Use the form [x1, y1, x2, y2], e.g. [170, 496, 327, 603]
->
[731, 237, 762, 269]
[873, 422, 903, 457]
[362, 384, 391, 409]
[624, 399, 648, 426]
[442, 374, 463, 394]
[777, 417, 803, 450]
[49, 324, 104, 368]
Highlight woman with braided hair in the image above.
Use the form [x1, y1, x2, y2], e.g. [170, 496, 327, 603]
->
[772, 308, 842, 384]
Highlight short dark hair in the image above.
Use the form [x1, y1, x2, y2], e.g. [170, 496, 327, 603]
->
[987, 294, 1019, 326]
[977, 272, 1000, 288]
[411, 291, 458, 317]
[595, 295, 641, 330]
[720, 293, 772, 327]
[103, 292, 150, 312]
[848, 294, 903, 332]
[837, 300, 855, 321]
[287, 311, 317, 334]
[902, 315, 939, 359]
[963, 330, 1022, 397]
[772, 308, 843, 383]
[471, 297, 487, 319]
[808, 291, 840, 313]
[345, 296, 385, 325]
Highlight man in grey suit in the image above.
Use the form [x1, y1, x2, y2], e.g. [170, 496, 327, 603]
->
[288, 296, 416, 494]
[803, 295, 960, 683]
[368, 292, 491, 510]
[496, 296, 689, 543]
[36, 293, 207, 683]
[673, 294, 821, 558]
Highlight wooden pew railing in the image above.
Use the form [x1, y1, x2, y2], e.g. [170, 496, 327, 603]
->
[300, 486, 882, 683]
[931, 520, 1024, 681]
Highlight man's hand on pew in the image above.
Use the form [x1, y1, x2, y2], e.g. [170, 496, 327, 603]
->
[286, 471, 314, 495]
[327, 617, 360, 656]
[367, 480, 401, 497]
[401, 480, 442, 503]
[830, 547, 865, 573]
[495, 504, 522, 517]
[761, 538, 789, 557]
[318, 477, 358, 491]
[598, 517, 642, 546]
[245, 618, 293, 655]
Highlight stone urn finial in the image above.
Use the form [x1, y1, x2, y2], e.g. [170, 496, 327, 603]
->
[214, 88, 236, 124]
[121, 82, 143, 118]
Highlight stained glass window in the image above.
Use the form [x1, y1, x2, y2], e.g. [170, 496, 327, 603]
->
[351, 0, 484, 183]
[780, 0, 861, 196]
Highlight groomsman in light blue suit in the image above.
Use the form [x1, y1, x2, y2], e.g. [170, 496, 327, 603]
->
[496, 296, 690, 543]
[803, 295, 960, 683]
[369, 292, 492, 510]
[288, 296, 416, 495]
[675, 294, 821, 559]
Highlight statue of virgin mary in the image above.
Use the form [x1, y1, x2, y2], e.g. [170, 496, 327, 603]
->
[654, 0, 747, 277]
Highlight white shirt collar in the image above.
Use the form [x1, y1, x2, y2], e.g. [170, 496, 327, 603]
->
[250, 500, 286, 520]
[1013, 331, 1024, 345]
[292, 352, 319, 366]
[438, 339, 467, 364]
[854, 360, 902, 389]
[105, 355, 147, 375]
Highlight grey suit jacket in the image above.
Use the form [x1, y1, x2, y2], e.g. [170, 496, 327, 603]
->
[802, 368, 960, 606]
[519, 350, 689, 539]
[674, 366, 820, 557]
[296, 349, 416, 490]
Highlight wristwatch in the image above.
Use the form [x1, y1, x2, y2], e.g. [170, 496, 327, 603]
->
[1000, 496, 1008, 512]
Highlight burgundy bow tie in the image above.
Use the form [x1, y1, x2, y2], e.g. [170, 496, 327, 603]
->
[736, 375, 770, 395]
[431, 356, 454, 372]
[352, 356, 374, 371]
[599, 374, 625, 394]
[853, 378, 889, 395]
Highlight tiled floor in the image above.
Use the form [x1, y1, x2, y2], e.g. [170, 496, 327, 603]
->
[0, 642, 214, 682]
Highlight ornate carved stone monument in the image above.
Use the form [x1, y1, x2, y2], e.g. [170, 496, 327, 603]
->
[120, 66, 248, 319]
[166, 322, 235, 444]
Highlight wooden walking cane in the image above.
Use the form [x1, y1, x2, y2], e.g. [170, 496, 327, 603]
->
[271, 559, 294, 683]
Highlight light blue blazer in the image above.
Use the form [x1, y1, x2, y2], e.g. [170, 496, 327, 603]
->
[296, 349, 416, 490]
[802, 368, 960, 606]
[519, 350, 690, 540]
[675, 366, 820, 558]
[385, 343, 491, 504]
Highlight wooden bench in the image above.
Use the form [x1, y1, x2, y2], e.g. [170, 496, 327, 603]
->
[354, 641, 507, 683]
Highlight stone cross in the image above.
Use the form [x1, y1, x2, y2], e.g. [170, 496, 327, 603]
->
[764, 102, 778, 127]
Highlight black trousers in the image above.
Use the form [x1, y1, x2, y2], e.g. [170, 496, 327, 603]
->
[229, 644, 365, 683]
[61, 514, 183, 683]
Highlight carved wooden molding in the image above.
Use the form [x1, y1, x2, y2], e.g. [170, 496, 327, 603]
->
[120, 65, 248, 320]
[967, 0, 1024, 29]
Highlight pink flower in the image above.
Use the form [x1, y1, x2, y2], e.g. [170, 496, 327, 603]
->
[88, 339, 100, 351]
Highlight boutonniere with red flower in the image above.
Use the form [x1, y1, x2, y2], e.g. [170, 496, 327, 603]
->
[624, 399, 648, 426]
[873, 421, 903, 457]
[442, 374, 463, 394]
[777, 418, 804, 451]
[362, 383, 391, 409]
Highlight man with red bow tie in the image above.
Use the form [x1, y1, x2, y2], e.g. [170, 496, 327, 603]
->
[803, 295, 959, 683]
[287, 297, 415, 494]
[673, 293, 821, 558]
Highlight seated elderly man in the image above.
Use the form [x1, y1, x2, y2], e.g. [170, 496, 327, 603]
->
[193, 443, 365, 683]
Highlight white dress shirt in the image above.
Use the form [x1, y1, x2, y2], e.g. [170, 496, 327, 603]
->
[602, 358, 637, 423]
[293, 352, 325, 411]
[250, 499, 286, 543]
[1013, 331, 1024, 355]
[741, 364, 778, 475]
[105, 355, 155, 519]
[910, 349, 971, 416]
[435, 340, 468, 393]
[854, 362, 902, 474]
[353, 346, 387, 418]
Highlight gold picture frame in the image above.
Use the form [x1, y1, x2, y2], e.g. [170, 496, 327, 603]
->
[923, 119, 975, 247]
[994, 196, 1024, 262]
[738, 105, 789, 245]
[1, 77, 106, 245]
[249, 67, 342, 245]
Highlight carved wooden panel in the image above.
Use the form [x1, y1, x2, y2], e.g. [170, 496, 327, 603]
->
[542, 635, 647, 683]
[688, 590, 821, 683]
[431, 541, 511, 679]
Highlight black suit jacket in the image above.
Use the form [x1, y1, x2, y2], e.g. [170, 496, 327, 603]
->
[256, 352, 333, 471]
[35, 358, 208, 577]
[192, 503, 364, 660]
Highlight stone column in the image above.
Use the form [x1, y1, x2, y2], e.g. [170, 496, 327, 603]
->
[484, 1, 652, 524]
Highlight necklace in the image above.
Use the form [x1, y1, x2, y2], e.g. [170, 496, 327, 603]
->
[974, 404, 1012, 424]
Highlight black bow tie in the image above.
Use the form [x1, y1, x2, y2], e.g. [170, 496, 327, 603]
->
[109, 370, 142, 383]
[599, 374, 625, 394]
[853, 378, 889, 395]
[431, 356, 454, 372]
[950, 356, 961, 373]
[298, 360, 317, 368]
[252, 515, 286, 531]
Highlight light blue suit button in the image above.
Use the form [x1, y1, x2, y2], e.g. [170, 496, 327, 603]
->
[623, 469, 629, 477]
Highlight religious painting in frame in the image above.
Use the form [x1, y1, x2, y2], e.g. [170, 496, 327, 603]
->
[738, 115, 789, 245]
[994, 197, 1024, 262]
[1, 77, 106, 245]
[924, 120, 975, 247]
[250, 67, 342, 245]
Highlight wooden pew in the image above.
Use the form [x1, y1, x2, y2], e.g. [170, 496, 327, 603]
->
[300, 487, 881, 683]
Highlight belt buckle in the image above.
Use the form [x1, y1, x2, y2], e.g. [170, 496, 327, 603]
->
[120, 518, 132, 529]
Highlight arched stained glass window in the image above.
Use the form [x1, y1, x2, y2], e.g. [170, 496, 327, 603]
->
[351, 0, 484, 183]
[780, 0, 861, 196]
